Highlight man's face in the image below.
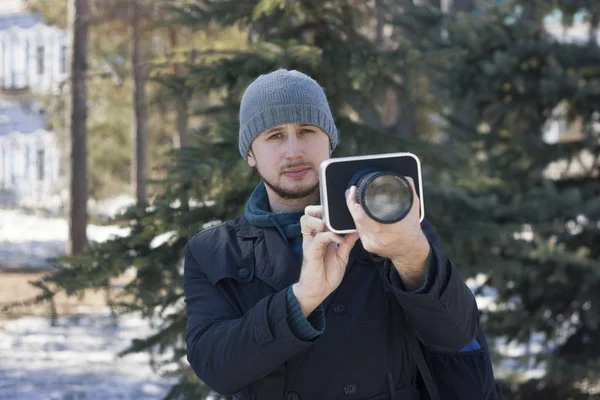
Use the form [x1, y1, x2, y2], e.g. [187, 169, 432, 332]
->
[247, 123, 331, 200]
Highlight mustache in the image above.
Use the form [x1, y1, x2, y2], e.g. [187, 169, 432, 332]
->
[280, 163, 312, 172]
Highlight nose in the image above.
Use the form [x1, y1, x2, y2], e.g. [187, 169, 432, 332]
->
[284, 130, 304, 160]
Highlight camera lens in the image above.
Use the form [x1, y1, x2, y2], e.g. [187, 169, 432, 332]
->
[353, 170, 413, 224]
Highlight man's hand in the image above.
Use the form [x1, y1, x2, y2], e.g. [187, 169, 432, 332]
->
[345, 177, 431, 291]
[293, 206, 359, 317]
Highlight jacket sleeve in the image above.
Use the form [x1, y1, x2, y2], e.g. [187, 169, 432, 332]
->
[183, 242, 315, 395]
[286, 286, 326, 340]
[383, 219, 479, 351]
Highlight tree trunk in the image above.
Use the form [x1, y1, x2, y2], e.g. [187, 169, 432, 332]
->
[376, 0, 422, 140]
[447, 0, 476, 140]
[168, 27, 188, 149]
[521, 3, 539, 23]
[130, 0, 148, 204]
[173, 95, 188, 149]
[66, 0, 89, 255]
[394, 94, 418, 139]
[588, 11, 599, 47]
[451, 0, 473, 12]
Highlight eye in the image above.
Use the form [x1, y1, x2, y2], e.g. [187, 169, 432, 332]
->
[267, 133, 283, 140]
[300, 128, 315, 134]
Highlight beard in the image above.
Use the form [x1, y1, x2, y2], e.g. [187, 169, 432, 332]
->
[257, 168, 320, 200]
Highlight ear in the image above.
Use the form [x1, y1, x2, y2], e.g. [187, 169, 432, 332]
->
[247, 148, 257, 167]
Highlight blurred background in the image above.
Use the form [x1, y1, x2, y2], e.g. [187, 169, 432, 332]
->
[0, 0, 599, 398]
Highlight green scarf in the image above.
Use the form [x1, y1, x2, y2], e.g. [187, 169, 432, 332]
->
[244, 181, 304, 256]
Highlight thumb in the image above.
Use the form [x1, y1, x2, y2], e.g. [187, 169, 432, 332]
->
[337, 232, 359, 261]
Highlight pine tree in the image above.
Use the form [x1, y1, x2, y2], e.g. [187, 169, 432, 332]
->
[25, 0, 199, 200]
[20, 1, 457, 398]
[395, 1, 600, 397]
[19, 0, 600, 398]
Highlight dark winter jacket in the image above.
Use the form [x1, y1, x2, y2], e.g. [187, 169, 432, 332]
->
[183, 215, 479, 399]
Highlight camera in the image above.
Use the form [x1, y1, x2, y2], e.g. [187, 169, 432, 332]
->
[319, 152, 425, 234]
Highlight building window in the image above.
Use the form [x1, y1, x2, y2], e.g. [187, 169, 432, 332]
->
[1, 40, 6, 88]
[1, 40, 5, 89]
[58, 153, 66, 177]
[10, 38, 16, 87]
[0, 146, 5, 189]
[37, 45, 45, 75]
[37, 149, 45, 181]
[25, 39, 30, 86]
[25, 145, 30, 176]
[10, 146, 15, 184]
[60, 44, 67, 73]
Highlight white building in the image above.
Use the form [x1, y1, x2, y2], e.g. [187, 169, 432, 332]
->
[0, 1, 67, 209]
[0, 99, 61, 208]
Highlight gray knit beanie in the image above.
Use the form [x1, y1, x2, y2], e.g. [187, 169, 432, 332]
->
[238, 69, 338, 159]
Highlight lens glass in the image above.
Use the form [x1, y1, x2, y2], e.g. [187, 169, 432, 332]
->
[363, 174, 412, 222]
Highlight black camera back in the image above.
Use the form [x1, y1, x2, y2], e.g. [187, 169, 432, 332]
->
[319, 152, 424, 234]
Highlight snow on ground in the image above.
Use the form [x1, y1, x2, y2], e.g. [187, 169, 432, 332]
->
[0, 210, 130, 269]
[88, 195, 136, 224]
[0, 209, 548, 398]
[0, 208, 178, 399]
[0, 307, 177, 400]
[467, 274, 547, 382]
[0, 285, 542, 400]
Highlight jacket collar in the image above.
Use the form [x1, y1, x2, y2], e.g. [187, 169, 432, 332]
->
[233, 214, 365, 292]
[254, 228, 302, 291]
[235, 214, 265, 238]
[235, 215, 302, 292]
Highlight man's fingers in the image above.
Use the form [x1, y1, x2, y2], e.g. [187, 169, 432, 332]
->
[345, 185, 359, 215]
[404, 176, 421, 216]
[312, 231, 343, 246]
[345, 185, 368, 224]
[304, 205, 323, 219]
[304, 231, 344, 255]
[338, 232, 359, 257]
[300, 214, 326, 236]
[305, 231, 358, 262]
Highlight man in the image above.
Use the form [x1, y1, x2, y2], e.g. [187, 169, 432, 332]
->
[184, 69, 480, 399]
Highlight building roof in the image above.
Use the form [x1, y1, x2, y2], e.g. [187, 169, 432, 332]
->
[0, 98, 47, 136]
[0, 0, 26, 15]
[0, 0, 44, 30]
[0, 12, 42, 30]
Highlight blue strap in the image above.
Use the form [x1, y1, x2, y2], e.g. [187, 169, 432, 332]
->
[431, 338, 481, 352]
[460, 338, 481, 352]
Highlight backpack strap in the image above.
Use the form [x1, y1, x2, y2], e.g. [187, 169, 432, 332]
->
[396, 302, 442, 400]
[377, 261, 442, 400]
